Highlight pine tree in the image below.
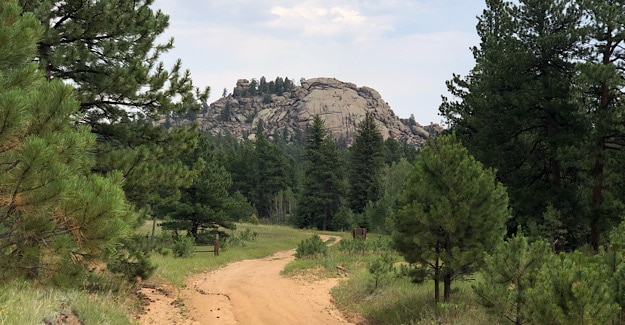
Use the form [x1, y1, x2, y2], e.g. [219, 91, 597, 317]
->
[253, 131, 289, 218]
[440, 0, 588, 247]
[296, 116, 345, 230]
[259, 76, 268, 94]
[159, 134, 240, 239]
[20, 0, 209, 217]
[0, 1, 136, 282]
[526, 251, 619, 324]
[577, 0, 625, 251]
[393, 133, 510, 302]
[474, 232, 551, 325]
[348, 112, 384, 217]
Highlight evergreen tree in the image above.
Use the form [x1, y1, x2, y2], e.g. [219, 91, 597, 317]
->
[20, 0, 209, 218]
[259, 76, 268, 94]
[577, 0, 625, 251]
[253, 131, 289, 218]
[474, 232, 551, 325]
[348, 112, 385, 217]
[526, 251, 619, 324]
[159, 134, 242, 239]
[296, 116, 345, 230]
[249, 78, 259, 96]
[393, 134, 510, 302]
[605, 221, 625, 315]
[0, 1, 136, 282]
[274, 76, 284, 94]
[440, 0, 588, 247]
[383, 138, 403, 165]
[364, 158, 412, 234]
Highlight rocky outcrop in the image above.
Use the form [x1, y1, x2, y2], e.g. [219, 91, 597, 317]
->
[173, 77, 441, 146]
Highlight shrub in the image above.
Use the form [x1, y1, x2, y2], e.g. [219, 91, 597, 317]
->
[338, 237, 367, 255]
[368, 252, 396, 290]
[172, 236, 195, 258]
[107, 234, 157, 281]
[295, 234, 327, 259]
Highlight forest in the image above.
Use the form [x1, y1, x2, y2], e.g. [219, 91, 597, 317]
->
[1, 0, 625, 324]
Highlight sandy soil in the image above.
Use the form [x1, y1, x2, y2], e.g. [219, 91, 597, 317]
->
[137, 236, 361, 325]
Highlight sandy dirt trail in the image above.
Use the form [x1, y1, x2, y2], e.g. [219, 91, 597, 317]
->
[137, 236, 358, 325]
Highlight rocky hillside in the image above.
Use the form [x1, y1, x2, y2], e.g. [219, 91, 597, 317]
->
[170, 77, 441, 146]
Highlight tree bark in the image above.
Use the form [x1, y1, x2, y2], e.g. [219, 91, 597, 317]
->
[443, 272, 452, 302]
[434, 258, 440, 304]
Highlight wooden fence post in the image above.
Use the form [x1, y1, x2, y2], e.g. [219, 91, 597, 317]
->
[214, 233, 220, 256]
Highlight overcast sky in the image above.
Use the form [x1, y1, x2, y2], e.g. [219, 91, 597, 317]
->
[152, 0, 486, 125]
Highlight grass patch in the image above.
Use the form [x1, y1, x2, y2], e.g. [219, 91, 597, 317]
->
[0, 280, 135, 325]
[149, 223, 318, 286]
[332, 270, 488, 324]
[283, 234, 490, 325]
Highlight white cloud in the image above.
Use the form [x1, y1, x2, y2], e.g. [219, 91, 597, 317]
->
[152, 0, 486, 124]
[266, 4, 392, 41]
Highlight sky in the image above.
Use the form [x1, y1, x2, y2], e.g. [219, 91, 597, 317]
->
[152, 0, 487, 125]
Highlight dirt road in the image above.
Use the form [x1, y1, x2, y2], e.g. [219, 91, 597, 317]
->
[137, 236, 358, 325]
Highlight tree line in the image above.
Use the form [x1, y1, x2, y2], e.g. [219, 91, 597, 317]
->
[5, 0, 625, 322]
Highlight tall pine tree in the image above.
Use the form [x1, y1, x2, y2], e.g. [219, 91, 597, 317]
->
[440, 0, 588, 247]
[577, 0, 625, 251]
[0, 1, 136, 282]
[19, 0, 209, 218]
[348, 112, 384, 218]
[296, 116, 345, 230]
[159, 134, 242, 239]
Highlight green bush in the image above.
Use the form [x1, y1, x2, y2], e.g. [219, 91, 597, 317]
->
[368, 252, 396, 290]
[107, 234, 157, 281]
[338, 237, 367, 255]
[295, 234, 327, 259]
[172, 236, 195, 258]
[332, 207, 356, 231]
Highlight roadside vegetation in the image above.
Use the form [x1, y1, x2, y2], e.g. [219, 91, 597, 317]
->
[4, 0, 625, 324]
[286, 234, 489, 324]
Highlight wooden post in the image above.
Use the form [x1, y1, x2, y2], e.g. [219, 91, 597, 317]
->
[214, 233, 220, 256]
[352, 228, 367, 240]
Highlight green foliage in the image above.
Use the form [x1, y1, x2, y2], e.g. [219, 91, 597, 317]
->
[172, 236, 195, 258]
[0, 1, 136, 284]
[606, 221, 625, 315]
[362, 160, 412, 234]
[393, 133, 510, 302]
[159, 134, 239, 238]
[295, 234, 328, 259]
[220, 227, 259, 250]
[526, 251, 619, 324]
[107, 235, 157, 281]
[296, 115, 345, 230]
[348, 112, 385, 216]
[337, 236, 392, 256]
[338, 238, 368, 255]
[332, 207, 357, 231]
[368, 252, 396, 290]
[0, 280, 134, 324]
[474, 231, 551, 324]
[440, 0, 625, 250]
[250, 131, 291, 218]
[21, 0, 209, 221]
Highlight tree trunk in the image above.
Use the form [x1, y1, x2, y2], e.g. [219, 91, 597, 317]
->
[434, 258, 440, 303]
[515, 279, 523, 325]
[590, 78, 610, 252]
[443, 272, 452, 302]
[191, 223, 199, 240]
[590, 40, 614, 252]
